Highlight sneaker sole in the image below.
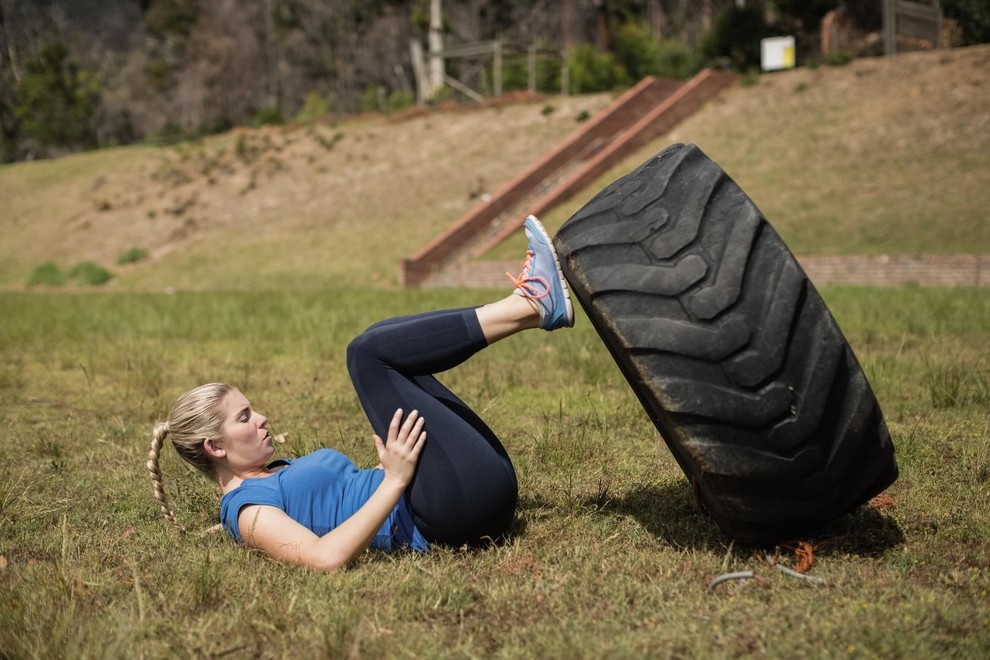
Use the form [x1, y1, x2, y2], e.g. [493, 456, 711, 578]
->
[526, 215, 574, 328]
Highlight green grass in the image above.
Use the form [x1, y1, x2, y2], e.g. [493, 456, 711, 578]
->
[117, 247, 149, 266]
[67, 261, 114, 286]
[1, 286, 988, 657]
[26, 261, 67, 287]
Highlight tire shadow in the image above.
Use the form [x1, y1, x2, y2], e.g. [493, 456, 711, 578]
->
[580, 481, 906, 557]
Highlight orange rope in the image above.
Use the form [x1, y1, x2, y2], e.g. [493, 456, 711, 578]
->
[785, 541, 815, 574]
[868, 493, 897, 510]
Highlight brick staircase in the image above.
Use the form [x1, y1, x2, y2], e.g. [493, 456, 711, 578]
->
[400, 69, 737, 288]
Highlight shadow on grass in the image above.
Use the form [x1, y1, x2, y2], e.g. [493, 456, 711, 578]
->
[572, 480, 906, 557]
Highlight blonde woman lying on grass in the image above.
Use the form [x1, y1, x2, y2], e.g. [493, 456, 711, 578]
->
[147, 217, 573, 571]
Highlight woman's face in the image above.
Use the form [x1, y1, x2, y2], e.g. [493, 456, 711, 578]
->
[218, 388, 274, 470]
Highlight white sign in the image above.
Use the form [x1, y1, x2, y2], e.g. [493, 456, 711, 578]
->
[761, 36, 796, 72]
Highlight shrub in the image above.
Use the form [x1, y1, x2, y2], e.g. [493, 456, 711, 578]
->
[359, 85, 384, 114]
[941, 0, 990, 45]
[253, 106, 285, 126]
[824, 50, 855, 67]
[13, 40, 101, 152]
[616, 23, 700, 81]
[68, 261, 113, 286]
[567, 45, 630, 94]
[699, 6, 772, 72]
[740, 69, 761, 86]
[117, 247, 149, 265]
[234, 135, 264, 163]
[501, 62, 529, 92]
[499, 56, 562, 94]
[143, 57, 173, 92]
[295, 92, 331, 123]
[535, 57, 563, 93]
[27, 261, 67, 287]
[614, 22, 658, 80]
[387, 90, 415, 113]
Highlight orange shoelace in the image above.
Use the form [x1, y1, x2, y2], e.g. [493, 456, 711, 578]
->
[505, 249, 550, 299]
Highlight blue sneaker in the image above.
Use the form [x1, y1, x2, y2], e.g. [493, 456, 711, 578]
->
[506, 215, 575, 331]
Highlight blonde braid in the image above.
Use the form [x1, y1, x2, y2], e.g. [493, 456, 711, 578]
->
[147, 422, 187, 533]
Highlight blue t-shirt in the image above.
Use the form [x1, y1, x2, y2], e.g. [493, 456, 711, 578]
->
[220, 448, 428, 552]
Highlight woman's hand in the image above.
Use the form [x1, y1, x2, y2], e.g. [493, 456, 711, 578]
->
[373, 408, 426, 488]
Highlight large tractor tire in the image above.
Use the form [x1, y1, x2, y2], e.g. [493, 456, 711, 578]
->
[554, 143, 897, 546]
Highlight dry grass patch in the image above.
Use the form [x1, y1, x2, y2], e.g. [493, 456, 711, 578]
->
[488, 45, 990, 262]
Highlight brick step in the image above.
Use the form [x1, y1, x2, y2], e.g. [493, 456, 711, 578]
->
[400, 74, 693, 287]
[427, 254, 990, 289]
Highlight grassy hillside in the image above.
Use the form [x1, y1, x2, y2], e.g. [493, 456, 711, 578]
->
[1, 45, 988, 292]
[1, 286, 987, 657]
[491, 44, 990, 261]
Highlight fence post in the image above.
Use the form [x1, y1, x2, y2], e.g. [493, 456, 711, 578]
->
[410, 39, 427, 104]
[883, 0, 896, 55]
[561, 49, 569, 96]
[493, 40, 503, 97]
[528, 43, 537, 93]
[936, 2, 943, 48]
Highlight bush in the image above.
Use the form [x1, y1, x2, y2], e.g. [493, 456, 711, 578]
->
[27, 261, 67, 287]
[68, 261, 113, 286]
[614, 22, 656, 80]
[359, 85, 384, 114]
[501, 62, 529, 92]
[13, 40, 101, 153]
[567, 45, 630, 94]
[387, 90, 415, 113]
[499, 56, 562, 94]
[699, 6, 772, 72]
[295, 92, 331, 123]
[117, 247, 149, 265]
[253, 106, 284, 127]
[614, 22, 698, 81]
[942, 0, 990, 45]
[536, 58, 563, 93]
[824, 50, 855, 67]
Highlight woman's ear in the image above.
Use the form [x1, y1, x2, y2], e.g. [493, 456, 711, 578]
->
[202, 438, 226, 459]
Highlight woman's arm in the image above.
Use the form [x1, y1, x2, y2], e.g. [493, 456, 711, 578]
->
[238, 409, 426, 571]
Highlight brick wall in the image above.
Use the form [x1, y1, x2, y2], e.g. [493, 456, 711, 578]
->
[422, 255, 989, 289]
[797, 254, 988, 287]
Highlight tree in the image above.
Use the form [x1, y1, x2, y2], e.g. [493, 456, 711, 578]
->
[699, 4, 772, 70]
[13, 40, 101, 154]
[941, 0, 990, 44]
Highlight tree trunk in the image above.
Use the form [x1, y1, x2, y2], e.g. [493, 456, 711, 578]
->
[598, 0, 613, 51]
[0, 0, 21, 82]
[562, 0, 574, 48]
[649, 0, 666, 40]
[428, 0, 444, 97]
[261, 0, 278, 109]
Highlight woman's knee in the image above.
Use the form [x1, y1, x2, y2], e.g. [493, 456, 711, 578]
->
[345, 331, 379, 378]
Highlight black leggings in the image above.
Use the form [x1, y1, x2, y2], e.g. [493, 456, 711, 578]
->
[346, 307, 518, 546]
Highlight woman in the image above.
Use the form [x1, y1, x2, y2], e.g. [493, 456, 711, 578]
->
[147, 216, 574, 571]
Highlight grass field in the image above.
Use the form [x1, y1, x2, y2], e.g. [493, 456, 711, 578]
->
[1, 286, 987, 657]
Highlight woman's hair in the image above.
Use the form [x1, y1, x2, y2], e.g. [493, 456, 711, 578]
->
[147, 382, 233, 531]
